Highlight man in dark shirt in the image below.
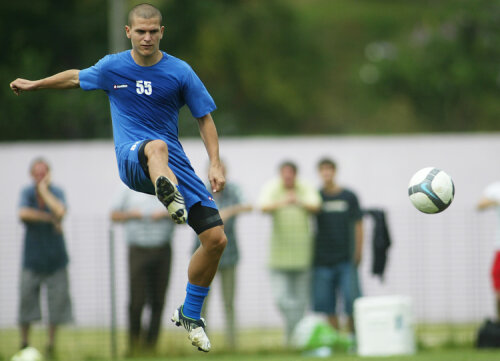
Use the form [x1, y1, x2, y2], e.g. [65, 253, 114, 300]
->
[18, 158, 72, 358]
[312, 158, 363, 338]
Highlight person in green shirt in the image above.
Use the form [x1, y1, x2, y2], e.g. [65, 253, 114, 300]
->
[258, 160, 321, 345]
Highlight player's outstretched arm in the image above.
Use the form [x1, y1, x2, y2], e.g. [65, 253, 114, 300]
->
[197, 113, 225, 193]
[10, 69, 80, 95]
[219, 204, 253, 222]
[477, 197, 498, 210]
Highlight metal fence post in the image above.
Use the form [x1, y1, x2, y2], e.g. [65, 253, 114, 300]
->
[109, 226, 117, 360]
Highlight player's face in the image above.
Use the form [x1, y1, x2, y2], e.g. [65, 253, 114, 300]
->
[319, 164, 336, 184]
[280, 165, 296, 189]
[126, 16, 164, 59]
[31, 162, 49, 184]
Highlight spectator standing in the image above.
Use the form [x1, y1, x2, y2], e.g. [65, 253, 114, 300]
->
[477, 181, 500, 320]
[18, 158, 72, 359]
[193, 161, 252, 349]
[111, 186, 175, 355]
[258, 161, 321, 345]
[312, 158, 363, 339]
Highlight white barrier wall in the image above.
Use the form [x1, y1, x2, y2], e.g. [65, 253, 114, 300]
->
[1, 134, 499, 329]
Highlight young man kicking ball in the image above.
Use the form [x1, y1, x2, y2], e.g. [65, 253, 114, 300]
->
[10, 3, 226, 352]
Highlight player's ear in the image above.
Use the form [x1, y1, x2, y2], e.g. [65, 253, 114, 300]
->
[125, 25, 132, 39]
[160, 26, 165, 39]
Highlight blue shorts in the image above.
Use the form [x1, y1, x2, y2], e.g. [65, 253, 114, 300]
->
[312, 262, 361, 316]
[115, 140, 217, 213]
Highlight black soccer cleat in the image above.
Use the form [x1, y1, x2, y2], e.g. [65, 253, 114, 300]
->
[155, 176, 187, 224]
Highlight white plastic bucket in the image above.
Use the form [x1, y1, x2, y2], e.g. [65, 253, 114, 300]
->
[354, 295, 416, 356]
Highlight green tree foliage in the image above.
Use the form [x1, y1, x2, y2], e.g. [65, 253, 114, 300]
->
[370, 0, 500, 132]
[1, 0, 499, 140]
[1, 0, 327, 140]
[0, 0, 110, 140]
[161, 0, 327, 136]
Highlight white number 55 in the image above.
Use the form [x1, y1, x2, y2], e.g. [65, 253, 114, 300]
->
[136, 80, 152, 95]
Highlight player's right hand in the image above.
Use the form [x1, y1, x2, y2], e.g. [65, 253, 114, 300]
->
[10, 78, 36, 95]
[209, 161, 226, 193]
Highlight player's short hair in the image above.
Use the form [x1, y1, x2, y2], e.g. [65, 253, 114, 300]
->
[280, 160, 298, 174]
[317, 157, 336, 170]
[128, 3, 162, 26]
[30, 157, 50, 173]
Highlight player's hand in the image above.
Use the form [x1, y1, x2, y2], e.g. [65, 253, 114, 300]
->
[285, 191, 297, 204]
[10, 78, 37, 95]
[209, 162, 225, 193]
[37, 172, 51, 192]
[52, 219, 63, 234]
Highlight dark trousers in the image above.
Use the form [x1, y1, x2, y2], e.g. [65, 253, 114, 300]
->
[128, 244, 172, 349]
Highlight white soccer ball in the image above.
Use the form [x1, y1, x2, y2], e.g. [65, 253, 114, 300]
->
[408, 167, 455, 214]
[10, 347, 43, 361]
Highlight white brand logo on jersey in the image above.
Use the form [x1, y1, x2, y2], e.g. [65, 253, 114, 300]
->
[113, 84, 128, 89]
[130, 141, 141, 151]
[136, 80, 152, 95]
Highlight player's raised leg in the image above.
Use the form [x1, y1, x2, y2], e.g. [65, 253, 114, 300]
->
[172, 212, 227, 352]
[143, 140, 187, 224]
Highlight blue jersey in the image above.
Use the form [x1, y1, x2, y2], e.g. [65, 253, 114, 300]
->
[79, 50, 217, 210]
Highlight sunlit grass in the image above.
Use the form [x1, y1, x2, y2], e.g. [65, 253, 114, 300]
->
[1, 324, 499, 361]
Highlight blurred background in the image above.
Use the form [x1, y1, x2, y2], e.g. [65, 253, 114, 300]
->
[2, 0, 500, 139]
[1, 0, 500, 360]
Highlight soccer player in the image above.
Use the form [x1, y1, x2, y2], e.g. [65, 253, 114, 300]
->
[10, 3, 226, 352]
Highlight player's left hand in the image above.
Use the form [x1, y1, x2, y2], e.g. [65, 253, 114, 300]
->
[209, 162, 225, 193]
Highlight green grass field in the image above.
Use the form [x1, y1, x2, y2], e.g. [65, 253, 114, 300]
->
[137, 350, 500, 361]
[1, 325, 500, 361]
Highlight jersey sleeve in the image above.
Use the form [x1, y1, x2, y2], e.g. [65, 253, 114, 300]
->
[257, 180, 278, 208]
[110, 187, 129, 212]
[349, 191, 363, 221]
[79, 56, 109, 91]
[484, 182, 500, 202]
[182, 65, 217, 118]
[19, 187, 32, 208]
[50, 186, 68, 209]
[233, 184, 245, 205]
[301, 182, 322, 208]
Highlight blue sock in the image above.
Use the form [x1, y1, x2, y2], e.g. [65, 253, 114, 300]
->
[182, 282, 209, 320]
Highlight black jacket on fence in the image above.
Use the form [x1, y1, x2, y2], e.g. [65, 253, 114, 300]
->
[363, 208, 391, 280]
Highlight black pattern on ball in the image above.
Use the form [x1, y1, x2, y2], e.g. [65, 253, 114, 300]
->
[408, 168, 454, 213]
